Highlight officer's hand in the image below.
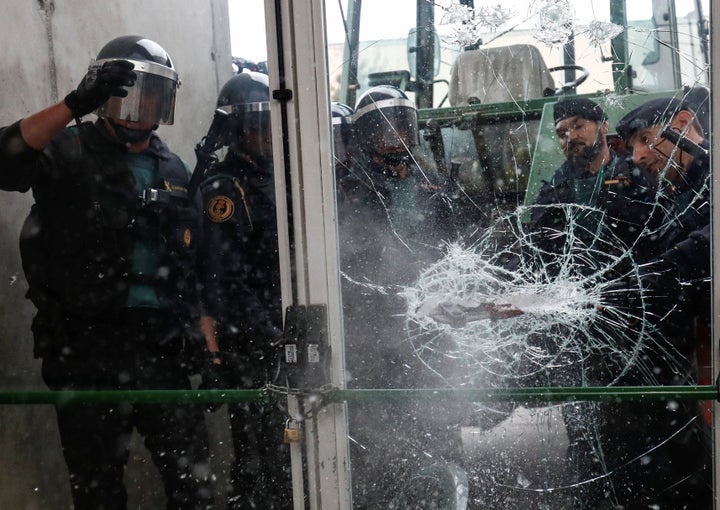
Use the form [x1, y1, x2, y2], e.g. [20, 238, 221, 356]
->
[199, 352, 233, 413]
[64, 60, 137, 118]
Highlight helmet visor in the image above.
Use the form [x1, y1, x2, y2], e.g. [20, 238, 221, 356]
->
[354, 99, 418, 152]
[219, 102, 272, 157]
[95, 59, 179, 125]
[219, 101, 271, 137]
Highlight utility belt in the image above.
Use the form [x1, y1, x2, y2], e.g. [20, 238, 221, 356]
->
[32, 297, 200, 358]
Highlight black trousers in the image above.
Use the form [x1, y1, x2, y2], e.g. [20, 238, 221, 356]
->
[563, 400, 713, 510]
[223, 352, 292, 510]
[41, 308, 213, 510]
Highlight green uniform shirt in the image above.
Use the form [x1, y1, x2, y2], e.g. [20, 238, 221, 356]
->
[123, 152, 162, 308]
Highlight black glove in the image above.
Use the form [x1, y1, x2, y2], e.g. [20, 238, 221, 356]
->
[199, 351, 233, 413]
[64, 59, 137, 118]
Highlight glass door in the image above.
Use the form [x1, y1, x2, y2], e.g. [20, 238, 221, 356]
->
[282, 0, 716, 508]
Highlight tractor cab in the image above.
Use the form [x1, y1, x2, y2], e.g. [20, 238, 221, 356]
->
[327, 0, 709, 226]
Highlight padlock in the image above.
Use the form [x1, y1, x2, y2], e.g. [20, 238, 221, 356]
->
[284, 419, 303, 444]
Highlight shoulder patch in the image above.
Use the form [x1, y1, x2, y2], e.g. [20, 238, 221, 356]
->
[206, 195, 235, 222]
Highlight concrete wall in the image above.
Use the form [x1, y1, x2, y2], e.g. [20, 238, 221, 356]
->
[0, 1, 235, 508]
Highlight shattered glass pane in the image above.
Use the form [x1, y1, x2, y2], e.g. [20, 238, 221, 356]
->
[404, 212, 661, 387]
[325, 0, 712, 508]
[533, 0, 575, 46]
[439, 2, 516, 47]
[584, 20, 625, 48]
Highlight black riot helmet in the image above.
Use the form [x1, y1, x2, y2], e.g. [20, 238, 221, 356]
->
[331, 102, 354, 174]
[353, 85, 418, 156]
[94, 36, 179, 125]
[216, 71, 271, 158]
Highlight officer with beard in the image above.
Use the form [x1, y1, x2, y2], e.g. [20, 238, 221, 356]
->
[521, 97, 662, 508]
[473, 98, 708, 508]
[337, 85, 453, 390]
[534, 97, 615, 210]
[529, 97, 657, 253]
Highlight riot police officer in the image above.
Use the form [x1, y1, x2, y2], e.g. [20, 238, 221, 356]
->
[0, 36, 214, 509]
[612, 97, 712, 508]
[519, 96, 709, 508]
[198, 71, 292, 509]
[336, 85, 458, 508]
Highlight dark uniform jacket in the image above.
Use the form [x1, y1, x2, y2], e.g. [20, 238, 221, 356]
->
[528, 147, 711, 507]
[198, 152, 282, 356]
[638, 148, 711, 331]
[0, 120, 202, 358]
[529, 149, 658, 255]
[601, 148, 712, 507]
[336, 154, 454, 389]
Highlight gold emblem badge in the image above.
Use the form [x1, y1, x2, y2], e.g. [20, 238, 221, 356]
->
[207, 196, 235, 223]
[183, 229, 192, 247]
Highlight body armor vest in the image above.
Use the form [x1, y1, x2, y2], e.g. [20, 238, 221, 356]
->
[20, 122, 201, 332]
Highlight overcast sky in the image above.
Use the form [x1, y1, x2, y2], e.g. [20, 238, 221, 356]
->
[227, 0, 709, 62]
[227, 0, 268, 62]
